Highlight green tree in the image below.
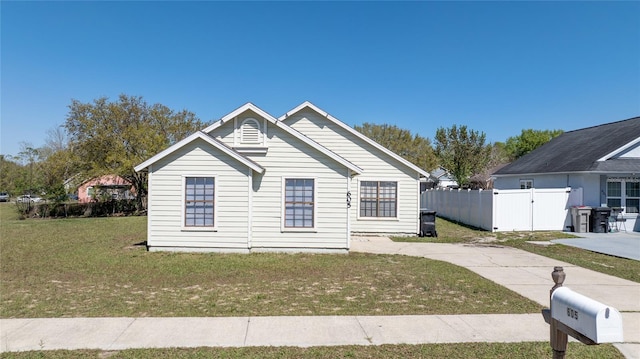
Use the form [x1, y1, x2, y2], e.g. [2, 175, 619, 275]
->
[0, 155, 25, 196]
[353, 123, 437, 172]
[504, 128, 563, 160]
[64, 94, 205, 210]
[39, 126, 78, 196]
[434, 125, 490, 187]
[17, 143, 44, 196]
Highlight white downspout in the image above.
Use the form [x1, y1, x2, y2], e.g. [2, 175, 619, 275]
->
[347, 169, 351, 250]
[417, 173, 421, 235]
[147, 165, 153, 248]
[248, 169, 253, 250]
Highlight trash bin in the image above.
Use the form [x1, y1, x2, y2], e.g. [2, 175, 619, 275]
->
[570, 206, 591, 233]
[590, 207, 612, 233]
[419, 209, 437, 237]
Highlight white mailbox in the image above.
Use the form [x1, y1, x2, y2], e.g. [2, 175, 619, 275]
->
[551, 287, 624, 343]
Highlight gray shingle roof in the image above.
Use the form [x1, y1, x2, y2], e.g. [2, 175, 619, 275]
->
[494, 117, 640, 175]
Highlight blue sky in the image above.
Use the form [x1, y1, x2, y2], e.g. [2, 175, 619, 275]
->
[2, 1, 639, 159]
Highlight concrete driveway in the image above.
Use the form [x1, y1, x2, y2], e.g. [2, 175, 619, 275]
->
[552, 231, 640, 261]
[351, 236, 640, 357]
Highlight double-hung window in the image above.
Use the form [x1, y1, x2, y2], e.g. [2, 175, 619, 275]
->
[360, 181, 397, 218]
[184, 176, 215, 227]
[607, 178, 639, 214]
[284, 178, 314, 228]
[520, 179, 533, 189]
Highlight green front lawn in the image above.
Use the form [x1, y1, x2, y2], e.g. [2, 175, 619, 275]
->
[0, 342, 623, 359]
[0, 203, 541, 318]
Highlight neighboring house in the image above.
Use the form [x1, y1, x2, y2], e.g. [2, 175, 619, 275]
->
[135, 102, 429, 253]
[470, 163, 508, 190]
[428, 167, 458, 189]
[493, 116, 640, 232]
[77, 175, 134, 203]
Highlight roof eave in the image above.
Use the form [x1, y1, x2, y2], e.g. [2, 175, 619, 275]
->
[134, 131, 265, 174]
[597, 137, 640, 161]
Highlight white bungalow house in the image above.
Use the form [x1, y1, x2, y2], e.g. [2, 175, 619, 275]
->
[135, 102, 429, 252]
[493, 116, 640, 232]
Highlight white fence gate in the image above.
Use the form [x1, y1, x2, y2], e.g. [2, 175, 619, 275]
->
[421, 188, 583, 232]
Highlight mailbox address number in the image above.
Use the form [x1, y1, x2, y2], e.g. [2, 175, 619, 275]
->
[567, 307, 579, 320]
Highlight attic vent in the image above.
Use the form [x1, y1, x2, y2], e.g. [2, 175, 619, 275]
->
[241, 118, 261, 144]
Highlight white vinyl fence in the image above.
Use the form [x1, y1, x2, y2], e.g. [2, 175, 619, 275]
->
[421, 187, 583, 232]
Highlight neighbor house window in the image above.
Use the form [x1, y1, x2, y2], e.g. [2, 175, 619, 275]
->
[184, 177, 215, 227]
[607, 181, 622, 208]
[284, 178, 314, 228]
[520, 179, 533, 189]
[607, 178, 639, 214]
[360, 181, 397, 218]
[625, 181, 639, 213]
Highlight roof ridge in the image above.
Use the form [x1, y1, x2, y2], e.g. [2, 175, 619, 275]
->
[563, 116, 640, 134]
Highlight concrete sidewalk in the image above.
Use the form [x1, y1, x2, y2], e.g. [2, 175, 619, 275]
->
[1, 314, 551, 352]
[1, 237, 639, 357]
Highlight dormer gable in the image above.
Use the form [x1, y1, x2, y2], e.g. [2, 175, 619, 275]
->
[202, 102, 363, 174]
[203, 103, 269, 154]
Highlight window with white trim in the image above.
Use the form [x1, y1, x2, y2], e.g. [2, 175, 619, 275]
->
[184, 177, 215, 227]
[360, 181, 397, 217]
[284, 178, 314, 228]
[607, 178, 639, 214]
[520, 179, 533, 189]
[240, 118, 261, 144]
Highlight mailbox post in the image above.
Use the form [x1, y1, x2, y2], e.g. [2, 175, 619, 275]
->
[550, 267, 568, 359]
[542, 266, 624, 359]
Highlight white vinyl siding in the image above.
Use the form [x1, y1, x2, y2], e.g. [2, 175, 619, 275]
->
[146, 138, 251, 250]
[283, 111, 420, 234]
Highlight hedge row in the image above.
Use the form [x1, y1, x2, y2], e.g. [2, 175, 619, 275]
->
[17, 199, 140, 218]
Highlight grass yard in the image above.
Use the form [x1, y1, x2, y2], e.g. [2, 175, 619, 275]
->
[393, 217, 640, 283]
[0, 203, 541, 318]
[0, 342, 624, 359]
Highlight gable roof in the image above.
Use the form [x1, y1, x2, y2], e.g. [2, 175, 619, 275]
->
[280, 101, 429, 177]
[429, 167, 455, 181]
[203, 102, 363, 175]
[494, 116, 640, 176]
[134, 131, 265, 174]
